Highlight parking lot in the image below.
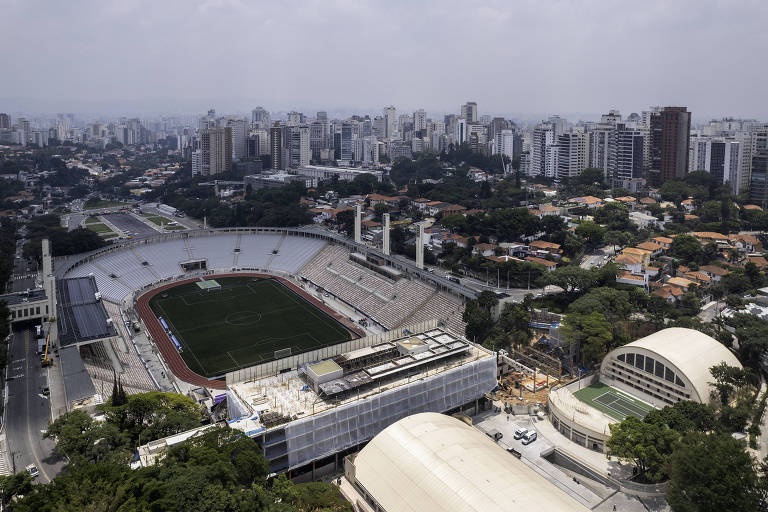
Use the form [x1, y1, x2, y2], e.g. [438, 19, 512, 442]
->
[103, 213, 159, 238]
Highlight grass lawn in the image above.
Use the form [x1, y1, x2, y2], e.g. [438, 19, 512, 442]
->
[573, 382, 655, 421]
[85, 199, 124, 209]
[164, 225, 187, 231]
[86, 222, 114, 234]
[84, 216, 101, 224]
[143, 214, 174, 226]
[148, 277, 354, 377]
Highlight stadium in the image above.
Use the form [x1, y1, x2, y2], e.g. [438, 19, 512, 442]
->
[47, 226, 494, 477]
[547, 327, 742, 452]
[56, 227, 470, 389]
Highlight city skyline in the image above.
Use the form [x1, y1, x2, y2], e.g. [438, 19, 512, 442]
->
[2, 0, 768, 119]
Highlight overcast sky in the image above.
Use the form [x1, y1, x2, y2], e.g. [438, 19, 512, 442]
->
[2, 0, 767, 121]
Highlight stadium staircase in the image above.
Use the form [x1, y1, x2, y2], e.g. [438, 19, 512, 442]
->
[396, 290, 440, 328]
[92, 261, 135, 293]
[131, 247, 160, 280]
[232, 233, 242, 267]
[183, 237, 194, 260]
[264, 232, 287, 269]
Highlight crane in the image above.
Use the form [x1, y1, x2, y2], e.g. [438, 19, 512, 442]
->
[40, 317, 55, 367]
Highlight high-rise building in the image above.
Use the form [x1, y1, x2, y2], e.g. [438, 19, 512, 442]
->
[648, 107, 691, 186]
[413, 109, 427, 133]
[269, 126, 284, 170]
[556, 130, 589, 182]
[529, 123, 554, 177]
[251, 107, 270, 130]
[16, 118, 30, 145]
[453, 118, 468, 145]
[588, 125, 616, 182]
[383, 106, 396, 139]
[0, 113, 11, 130]
[199, 127, 232, 176]
[493, 129, 516, 160]
[614, 127, 645, 191]
[226, 118, 248, 162]
[750, 152, 768, 208]
[488, 117, 511, 141]
[461, 102, 478, 123]
[288, 125, 310, 168]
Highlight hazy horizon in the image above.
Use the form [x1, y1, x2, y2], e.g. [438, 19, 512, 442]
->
[2, 0, 767, 122]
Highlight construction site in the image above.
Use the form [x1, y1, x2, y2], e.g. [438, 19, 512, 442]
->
[494, 345, 568, 408]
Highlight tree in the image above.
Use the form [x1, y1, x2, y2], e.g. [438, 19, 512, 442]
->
[643, 401, 717, 434]
[497, 302, 532, 347]
[574, 221, 605, 248]
[561, 311, 612, 364]
[670, 234, 704, 264]
[606, 416, 678, 483]
[569, 287, 631, 324]
[462, 292, 498, 343]
[538, 266, 596, 294]
[667, 432, 761, 512]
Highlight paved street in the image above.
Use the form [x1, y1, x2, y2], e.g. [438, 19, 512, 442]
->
[5, 329, 64, 482]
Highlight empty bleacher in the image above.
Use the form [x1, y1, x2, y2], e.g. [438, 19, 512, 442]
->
[301, 244, 467, 333]
[62, 233, 328, 303]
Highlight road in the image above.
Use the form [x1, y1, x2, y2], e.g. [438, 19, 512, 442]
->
[104, 212, 159, 238]
[5, 329, 64, 482]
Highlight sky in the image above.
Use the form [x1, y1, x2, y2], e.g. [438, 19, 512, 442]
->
[1, 0, 767, 121]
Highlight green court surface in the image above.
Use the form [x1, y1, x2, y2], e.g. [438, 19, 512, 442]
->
[573, 382, 654, 421]
[148, 277, 353, 378]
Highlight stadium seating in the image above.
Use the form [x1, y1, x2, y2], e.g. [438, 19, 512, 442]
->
[301, 245, 467, 333]
[63, 233, 328, 303]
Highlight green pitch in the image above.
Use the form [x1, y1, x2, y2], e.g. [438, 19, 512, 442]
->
[148, 277, 354, 378]
[573, 382, 655, 421]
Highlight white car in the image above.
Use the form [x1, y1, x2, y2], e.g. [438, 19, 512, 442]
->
[513, 427, 528, 440]
[25, 464, 39, 478]
[522, 431, 537, 445]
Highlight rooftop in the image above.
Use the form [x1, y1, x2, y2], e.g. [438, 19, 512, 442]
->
[228, 328, 492, 433]
[56, 276, 118, 347]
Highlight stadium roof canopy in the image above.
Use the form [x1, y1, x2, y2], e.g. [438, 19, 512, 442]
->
[56, 276, 117, 347]
[602, 327, 742, 403]
[351, 412, 590, 512]
[60, 345, 97, 405]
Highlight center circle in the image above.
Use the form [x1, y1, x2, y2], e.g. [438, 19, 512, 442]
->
[224, 311, 262, 326]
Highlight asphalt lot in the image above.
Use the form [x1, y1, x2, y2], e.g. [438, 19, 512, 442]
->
[104, 213, 159, 238]
[5, 328, 64, 482]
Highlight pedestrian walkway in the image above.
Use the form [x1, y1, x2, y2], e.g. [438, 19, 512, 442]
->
[0, 432, 14, 475]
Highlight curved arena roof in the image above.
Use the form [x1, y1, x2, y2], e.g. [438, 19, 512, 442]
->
[606, 327, 742, 402]
[352, 412, 590, 512]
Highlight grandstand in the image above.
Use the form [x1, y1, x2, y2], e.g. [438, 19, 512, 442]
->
[301, 245, 466, 333]
[58, 228, 468, 393]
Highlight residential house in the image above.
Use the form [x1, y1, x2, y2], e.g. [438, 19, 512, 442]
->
[666, 276, 696, 292]
[525, 256, 557, 271]
[747, 255, 768, 270]
[636, 241, 664, 257]
[653, 285, 683, 303]
[617, 272, 646, 286]
[620, 247, 652, 265]
[472, 243, 498, 257]
[652, 236, 674, 250]
[569, 196, 604, 209]
[700, 265, 730, 282]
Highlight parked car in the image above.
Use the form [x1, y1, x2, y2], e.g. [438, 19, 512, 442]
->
[522, 431, 537, 445]
[25, 464, 39, 478]
[513, 428, 528, 440]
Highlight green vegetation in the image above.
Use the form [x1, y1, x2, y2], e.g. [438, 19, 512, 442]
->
[3, 392, 350, 511]
[84, 199, 124, 209]
[85, 222, 114, 234]
[23, 214, 107, 260]
[148, 277, 353, 377]
[143, 213, 174, 226]
[83, 216, 101, 224]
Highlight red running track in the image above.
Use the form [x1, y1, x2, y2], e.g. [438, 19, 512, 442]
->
[134, 273, 365, 390]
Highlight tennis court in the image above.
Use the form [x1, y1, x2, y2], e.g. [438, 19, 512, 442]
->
[573, 382, 654, 421]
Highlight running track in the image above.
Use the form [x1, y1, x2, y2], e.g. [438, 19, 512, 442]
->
[135, 273, 365, 390]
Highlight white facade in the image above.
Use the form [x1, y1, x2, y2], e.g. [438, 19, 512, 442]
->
[493, 129, 515, 158]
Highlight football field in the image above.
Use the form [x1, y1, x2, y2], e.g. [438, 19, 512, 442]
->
[148, 276, 353, 378]
[573, 382, 654, 421]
